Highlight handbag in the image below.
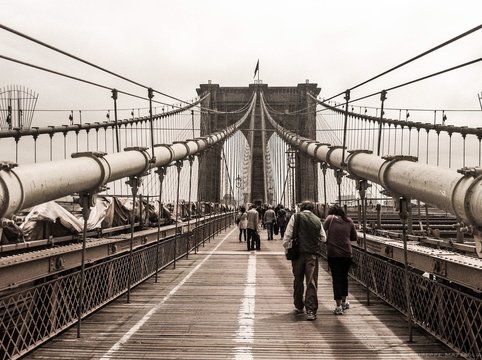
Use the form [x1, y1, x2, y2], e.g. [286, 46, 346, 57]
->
[285, 214, 300, 260]
[273, 222, 279, 235]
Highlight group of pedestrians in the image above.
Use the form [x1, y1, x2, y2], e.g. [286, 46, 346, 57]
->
[282, 201, 357, 321]
[236, 200, 357, 321]
[236, 204, 290, 250]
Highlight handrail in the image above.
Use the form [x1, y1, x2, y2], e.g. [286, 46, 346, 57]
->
[0, 94, 209, 139]
[0, 93, 257, 219]
[310, 94, 482, 139]
[262, 93, 482, 256]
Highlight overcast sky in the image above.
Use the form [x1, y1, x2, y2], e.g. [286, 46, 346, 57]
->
[1, 0, 481, 127]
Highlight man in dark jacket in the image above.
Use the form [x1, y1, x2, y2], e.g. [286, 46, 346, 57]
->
[282, 201, 326, 320]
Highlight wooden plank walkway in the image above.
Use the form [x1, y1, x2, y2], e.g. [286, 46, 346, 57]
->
[25, 226, 459, 359]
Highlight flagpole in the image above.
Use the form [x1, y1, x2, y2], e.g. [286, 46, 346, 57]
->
[257, 61, 260, 84]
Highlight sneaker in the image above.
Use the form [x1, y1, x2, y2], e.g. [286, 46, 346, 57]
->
[293, 307, 304, 315]
[342, 301, 350, 310]
[306, 310, 316, 321]
[333, 306, 344, 315]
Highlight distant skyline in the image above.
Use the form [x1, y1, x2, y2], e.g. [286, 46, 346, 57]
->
[1, 0, 481, 128]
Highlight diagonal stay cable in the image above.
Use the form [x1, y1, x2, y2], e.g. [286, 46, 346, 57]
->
[0, 24, 260, 116]
[0, 54, 180, 107]
[324, 24, 482, 102]
[0, 23, 189, 105]
[349, 57, 482, 104]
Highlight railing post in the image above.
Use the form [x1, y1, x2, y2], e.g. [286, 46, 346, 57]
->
[335, 168, 344, 206]
[377, 90, 387, 156]
[174, 160, 183, 268]
[126, 175, 141, 303]
[76, 191, 95, 338]
[357, 179, 371, 306]
[155, 166, 166, 283]
[187, 155, 194, 256]
[399, 196, 413, 342]
[321, 162, 328, 218]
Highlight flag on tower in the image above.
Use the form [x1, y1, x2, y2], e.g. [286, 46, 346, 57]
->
[254, 60, 259, 78]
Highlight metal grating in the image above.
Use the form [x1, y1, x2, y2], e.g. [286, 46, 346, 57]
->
[0, 214, 232, 360]
[347, 248, 482, 360]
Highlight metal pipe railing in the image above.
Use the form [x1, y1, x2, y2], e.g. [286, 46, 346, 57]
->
[0, 93, 256, 220]
[261, 93, 482, 256]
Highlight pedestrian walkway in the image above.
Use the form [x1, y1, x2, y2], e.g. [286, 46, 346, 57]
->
[25, 226, 458, 359]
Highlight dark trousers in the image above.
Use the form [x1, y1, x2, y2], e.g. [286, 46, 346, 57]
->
[239, 228, 247, 241]
[266, 222, 274, 240]
[327, 257, 352, 300]
[247, 228, 259, 250]
[279, 225, 286, 239]
[292, 253, 319, 313]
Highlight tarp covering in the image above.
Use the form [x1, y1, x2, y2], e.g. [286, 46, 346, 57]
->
[3, 197, 186, 243]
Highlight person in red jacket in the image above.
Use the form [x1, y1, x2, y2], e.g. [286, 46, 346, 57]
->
[324, 204, 358, 315]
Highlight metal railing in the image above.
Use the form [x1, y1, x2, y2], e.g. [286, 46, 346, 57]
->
[349, 248, 482, 360]
[0, 212, 232, 360]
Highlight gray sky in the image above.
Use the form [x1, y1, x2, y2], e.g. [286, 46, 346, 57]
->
[1, 0, 481, 127]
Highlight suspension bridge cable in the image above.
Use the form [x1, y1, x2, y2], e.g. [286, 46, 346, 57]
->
[349, 57, 482, 104]
[324, 24, 482, 102]
[0, 54, 186, 108]
[0, 23, 192, 105]
[1, 24, 254, 117]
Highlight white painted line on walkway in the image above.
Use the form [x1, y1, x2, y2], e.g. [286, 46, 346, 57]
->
[100, 228, 237, 360]
[233, 253, 257, 360]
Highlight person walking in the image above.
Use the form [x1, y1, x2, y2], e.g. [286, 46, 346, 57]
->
[276, 206, 287, 239]
[324, 204, 357, 315]
[237, 206, 248, 242]
[283, 201, 326, 321]
[263, 205, 276, 240]
[246, 204, 260, 251]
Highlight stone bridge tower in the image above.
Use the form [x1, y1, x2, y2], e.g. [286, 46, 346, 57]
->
[196, 82, 320, 206]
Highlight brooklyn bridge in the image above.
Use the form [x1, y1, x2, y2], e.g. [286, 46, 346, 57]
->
[0, 19, 481, 360]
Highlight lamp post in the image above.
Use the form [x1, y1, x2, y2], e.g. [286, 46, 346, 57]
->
[286, 148, 297, 211]
[235, 175, 242, 209]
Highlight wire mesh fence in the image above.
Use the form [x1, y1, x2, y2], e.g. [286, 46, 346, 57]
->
[0, 213, 232, 360]
[348, 248, 482, 360]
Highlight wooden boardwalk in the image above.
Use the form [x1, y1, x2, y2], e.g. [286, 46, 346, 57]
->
[25, 226, 459, 359]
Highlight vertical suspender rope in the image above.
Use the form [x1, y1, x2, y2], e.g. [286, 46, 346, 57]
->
[425, 129, 430, 164]
[478, 135, 482, 166]
[393, 125, 397, 154]
[408, 126, 412, 156]
[112, 89, 120, 152]
[31, 131, 38, 163]
[448, 132, 453, 168]
[416, 128, 420, 159]
[86, 128, 90, 151]
[341, 90, 350, 166]
[436, 130, 441, 166]
[377, 90, 387, 156]
[63, 132, 67, 159]
[49, 132, 53, 161]
[462, 133, 467, 168]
